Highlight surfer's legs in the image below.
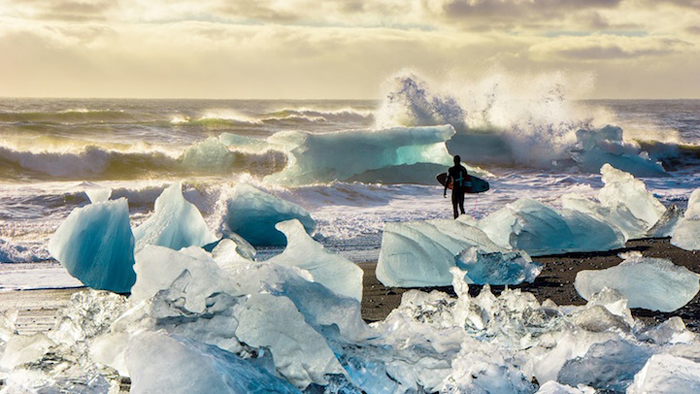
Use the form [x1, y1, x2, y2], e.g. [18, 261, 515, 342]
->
[451, 189, 462, 219]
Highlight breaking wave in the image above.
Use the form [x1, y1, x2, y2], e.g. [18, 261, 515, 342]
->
[0, 140, 287, 181]
[373, 71, 691, 175]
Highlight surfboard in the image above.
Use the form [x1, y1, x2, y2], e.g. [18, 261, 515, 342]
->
[437, 172, 490, 193]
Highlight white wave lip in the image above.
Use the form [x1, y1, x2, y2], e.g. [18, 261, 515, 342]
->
[575, 252, 700, 312]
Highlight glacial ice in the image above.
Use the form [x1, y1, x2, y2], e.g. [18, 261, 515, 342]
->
[672, 188, 700, 250]
[264, 125, 456, 185]
[627, 354, 700, 393]
[599, 163, 666, 230]
[575, 252, 700, 312]
[376, 218, 502, 287]
[133, 182, 217, 251]
[179, 137, 235, 172]
[572, 126, 668, 177]
[126, 331, 300, 394]
[85, 187, 111, 203]
[267, 219, 363, 301]
[222, 183, 315, 246]
[3, 255, 700, 393]
[561, 194, 649, 240]
[646, 204, 682, 238]
[211, 237, 256, 271]
[479, 198, 625, 256]
[456, 247, 542, 285]
[48, 198, 136, 293]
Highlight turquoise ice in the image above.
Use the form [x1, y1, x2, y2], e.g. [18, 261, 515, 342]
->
[48, 198, 136, 293]
[134, 183, 217, 251]
[223, 184, 315, 246]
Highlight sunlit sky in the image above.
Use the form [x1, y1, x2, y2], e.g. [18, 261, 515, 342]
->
[1, 0, 699, 99]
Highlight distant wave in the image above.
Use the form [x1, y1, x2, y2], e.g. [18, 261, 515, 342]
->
[169, 108, 373, 128]
[0, 109, 134, 124]
[0, 141, 287, 181]
[263, 108, 374, 124]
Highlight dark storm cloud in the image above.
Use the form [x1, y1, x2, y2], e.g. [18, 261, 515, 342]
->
[423, 0, 625, 30]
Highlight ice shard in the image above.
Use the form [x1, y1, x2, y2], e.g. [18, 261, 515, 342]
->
[628, 354, 700, 394]
[376, 218, 501, 287]
[672, 189, 700, 250]
[267, 219, 363, 301]
[575, 253, 700, 312]
[133, 182, 217, 251]
[599, 163, 666, 230]
[456, 247, 542, 285]
[223, 183, 315, 246]
[126, 331, 300, 394]
[48, 198, 136, 293]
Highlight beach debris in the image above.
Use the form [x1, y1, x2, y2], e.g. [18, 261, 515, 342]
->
[575, 252, 700, 312]
[456, 247, 542, 285]
[126, 331, 300, 393]
[133, 182, 217, 252]
[48, 198, 136, 293]
[376, 218, 501, 287]
[267, 219, 363, 301]
[672, 188, 700, 250]
[222, 183, 315, 246]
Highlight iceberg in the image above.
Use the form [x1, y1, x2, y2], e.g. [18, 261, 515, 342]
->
[479, 198, 624, 256]
[222, 183, 315, 246]
[575, 252, 700, 312]
[599, 163, 666, 230]
[572, 126, 668, 177]
[84, 187, 111, 203]
[628, 354, 700, 394]
[48, 198, 136, 293]
[672, 188, 700, 250]
[267, 219, 363, 301]
[376, 218, 501, 287]
[561, 194, 649, 240]
[456, 247, 542, 285]
[264, 125, 455, 185]
[126, 331, 300, 394]
[133, 182, 217, 251]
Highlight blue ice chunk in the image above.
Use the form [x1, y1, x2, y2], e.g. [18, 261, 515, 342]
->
[48, 198, 136, 293]
[223, 184, 315, 246]
[456, 247, 542, 285]
[479, 198, 625, 256]
[264, 125, 456, 185]
[134, 183, 217, 251]
[573, 126, 668, 177]
[126, 331, 300, 394]
[672, 188, 700, 250]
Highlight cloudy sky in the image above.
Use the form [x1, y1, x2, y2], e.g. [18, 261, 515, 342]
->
[1, 0, 699, 99]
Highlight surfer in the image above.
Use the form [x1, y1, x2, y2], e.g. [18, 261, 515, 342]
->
[443, 155, 469, 219]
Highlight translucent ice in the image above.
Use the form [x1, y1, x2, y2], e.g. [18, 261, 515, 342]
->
[575, 253, 700, 312]
[133, 182, 217, 251]
[536, 381, 594, 394]
[376, 218, 501, 287]
[646, 204, 682, 238]
[562, 194, 649, 240]
[599, 164, 666, 230]
[48, 198, 136, 293]
[456, 247, 542, 285]
[672, 188, 700, 250]
[211, 237, 256, 271]
[572, 126, 668, 177]
[628, 354, 700, 394]
[267, 220, 363, 301]
[179, 137, 235, 172]
[264, 125, 455, 185]
[479, 198, 624, 256]
[126, 331, 299, 394]
[223, 183, 315, 246]
[85, 187, 111, 203]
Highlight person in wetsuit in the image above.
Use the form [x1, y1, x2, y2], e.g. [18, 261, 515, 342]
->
[443, 155, 469, 219]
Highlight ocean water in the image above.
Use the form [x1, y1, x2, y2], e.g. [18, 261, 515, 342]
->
[1, 82, 699, 266]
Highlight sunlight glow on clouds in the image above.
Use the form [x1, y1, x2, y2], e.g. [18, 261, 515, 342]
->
[0, 0, 698, 98]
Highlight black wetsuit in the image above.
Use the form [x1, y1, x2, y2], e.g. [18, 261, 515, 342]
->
[446, 164, 469, 219]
